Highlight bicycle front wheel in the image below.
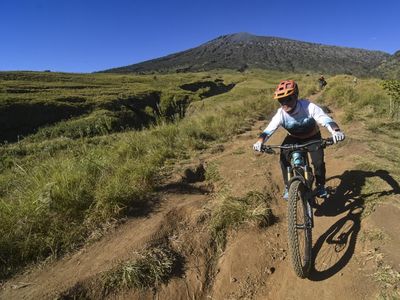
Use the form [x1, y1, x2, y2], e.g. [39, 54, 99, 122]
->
[287, 180, 312, 278]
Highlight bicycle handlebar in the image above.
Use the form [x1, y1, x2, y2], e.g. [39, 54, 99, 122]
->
[260, 138, 334, 154]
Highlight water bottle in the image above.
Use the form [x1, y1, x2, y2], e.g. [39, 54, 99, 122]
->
[292, 152, 304, 166]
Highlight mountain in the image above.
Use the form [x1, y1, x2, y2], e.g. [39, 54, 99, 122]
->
[375, 50, 400, 78]
[101, 32, 398, 77]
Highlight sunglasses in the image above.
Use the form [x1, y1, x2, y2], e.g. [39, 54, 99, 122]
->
[278, 96, 295, 106]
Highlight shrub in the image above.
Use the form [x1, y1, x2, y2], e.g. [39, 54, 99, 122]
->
[210, 191, 274, 251]
[382, 80, 400, 119]
[101, 247, 177, 293]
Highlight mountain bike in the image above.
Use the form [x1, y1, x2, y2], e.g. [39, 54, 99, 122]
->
[318, 79, 327, 90]
[261, 138, 334, 278]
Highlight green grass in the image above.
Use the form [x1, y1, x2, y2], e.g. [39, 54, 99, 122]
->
[373, 264, 400, 299]
[0, 69, 296, 279]
[209, 190, 274, 252]
[101, 247, 177, 293]
[1, 70, 398, 282]
[0, 71, 240, 142]
[57, 246, 178, 299]
[318, 76, 392, 123]
[204, 162, 222, 183]
[317, 76, 400, 214]
[360, 228, 388, 243]
[232, 147, 246, 155]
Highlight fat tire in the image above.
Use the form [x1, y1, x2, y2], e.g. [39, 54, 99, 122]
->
[287, 180, 312, 278]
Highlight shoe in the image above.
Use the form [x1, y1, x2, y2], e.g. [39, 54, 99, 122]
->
[315, 185, 328, 198]
[283, 186, 289, 200]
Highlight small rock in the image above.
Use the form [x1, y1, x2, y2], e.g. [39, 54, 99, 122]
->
[230, 277, 237, 283]
[267, 267, 276, 275]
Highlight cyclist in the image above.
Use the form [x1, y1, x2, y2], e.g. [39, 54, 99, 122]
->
[253, 80, 345, 200]
[318, 75, 327, 90]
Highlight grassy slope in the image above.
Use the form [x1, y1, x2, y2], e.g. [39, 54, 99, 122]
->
[0, 71, 240, 142]
[318, 75, 400, 216]
[0, 69, 282, 279]
[0, 70, 397, 282]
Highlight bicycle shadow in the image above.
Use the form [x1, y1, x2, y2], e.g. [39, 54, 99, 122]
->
[308, 169, 400, 281]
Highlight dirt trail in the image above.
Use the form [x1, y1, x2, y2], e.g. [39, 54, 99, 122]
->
[258, 94, 376, 299]
[206, 104, 378, 299]
[0, 189, 213, 299]
[1, 92, 398, 300]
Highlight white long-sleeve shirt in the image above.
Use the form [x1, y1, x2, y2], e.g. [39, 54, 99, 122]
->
[263, 99, 335, 139]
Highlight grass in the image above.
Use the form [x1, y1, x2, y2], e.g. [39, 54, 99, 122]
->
[101, 247, 177, 293]
[232, 147, 246, 155]
[363, 247, 400, 300]
[0, 71, 239, 142]
[0, 69, 293, 279]
[1, 70, 399, 285]
[318, 76, 400, 216]
[360, 228, 388, 243]
[204, 162, 222, 183]
[323, 77, 400, 298]
[209, 190, 274, 252]
[57, 246, 178, 299]
[373, 263, 400, 299]
[318, 76, 392, 123]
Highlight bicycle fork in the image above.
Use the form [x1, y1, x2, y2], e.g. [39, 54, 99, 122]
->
[287, 167, 315, 229]
[305, 199, 314, 229]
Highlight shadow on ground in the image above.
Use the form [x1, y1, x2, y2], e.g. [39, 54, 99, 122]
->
[309, 169, 400, 281]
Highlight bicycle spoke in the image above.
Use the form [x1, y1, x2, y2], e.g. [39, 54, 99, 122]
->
[287, 180, 312, 278]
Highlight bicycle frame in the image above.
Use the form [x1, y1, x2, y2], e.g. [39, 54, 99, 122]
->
[288, 150, 315, 227]
[259, 138, 334, 278]
[261, 138, 334, 225]
[288, 150, 314, 189]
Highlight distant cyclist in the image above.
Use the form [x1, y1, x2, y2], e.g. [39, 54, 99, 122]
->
[253, 80, 345, 199]
[318, 75, 327, 90]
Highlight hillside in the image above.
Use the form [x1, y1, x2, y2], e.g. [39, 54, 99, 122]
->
[0, 71, 236, 142]
[375, 50, 400, 78]
[0, 71, 399, 299]
[101, 33, 398, 78]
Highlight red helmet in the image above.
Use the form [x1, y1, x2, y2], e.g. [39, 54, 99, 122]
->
[273, 80, 299, 100]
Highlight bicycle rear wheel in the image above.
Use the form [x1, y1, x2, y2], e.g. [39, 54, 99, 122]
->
[287, 180, 312, 278]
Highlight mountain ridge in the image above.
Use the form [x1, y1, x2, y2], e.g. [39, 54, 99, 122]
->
[100, 33, 398, 77]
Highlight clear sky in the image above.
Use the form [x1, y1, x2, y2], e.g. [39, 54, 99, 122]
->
[1, 0, 399, 73]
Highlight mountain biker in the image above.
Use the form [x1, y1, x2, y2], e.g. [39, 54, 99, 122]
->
[318, 75, 327, 90]
[253, 80, 345, 200]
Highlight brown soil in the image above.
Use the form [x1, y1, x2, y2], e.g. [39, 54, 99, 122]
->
[1, 94, 399, 300]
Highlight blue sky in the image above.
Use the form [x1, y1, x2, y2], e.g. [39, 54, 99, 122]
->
[1, 0, 399, 73]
